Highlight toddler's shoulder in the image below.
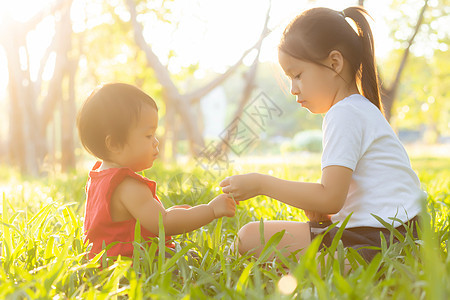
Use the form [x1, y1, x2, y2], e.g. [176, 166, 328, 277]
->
[114, 175, 155, 200]
[95, 167, 160, 205]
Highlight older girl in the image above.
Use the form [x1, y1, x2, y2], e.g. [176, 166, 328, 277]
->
[220, 7, 424, 262]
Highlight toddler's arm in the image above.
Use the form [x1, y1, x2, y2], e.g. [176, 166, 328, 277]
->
[162, 193, 235, 235]
[114, 177, 235, 236]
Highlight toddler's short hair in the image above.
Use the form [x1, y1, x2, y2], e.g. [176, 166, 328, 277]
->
[77, 83, 158, 160]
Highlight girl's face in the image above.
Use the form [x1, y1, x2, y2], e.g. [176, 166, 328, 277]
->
[121, 104, 159, 171]
[278, 50, 340, 114]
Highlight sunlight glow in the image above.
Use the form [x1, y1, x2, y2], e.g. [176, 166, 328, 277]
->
[278, 274, 297, 295]
[0, 0, 57, 97]
[0, 47, 8, 96]
[2, 0, 54, 22]
[0, 0, 445, 99]
[27, 16, 56, 81]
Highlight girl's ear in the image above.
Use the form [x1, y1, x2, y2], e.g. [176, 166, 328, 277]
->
[327, 50, 344, 75]
[105, 135, 122, 154]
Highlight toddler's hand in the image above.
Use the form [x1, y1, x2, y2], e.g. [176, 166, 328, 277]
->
[208, 194, 236, 218]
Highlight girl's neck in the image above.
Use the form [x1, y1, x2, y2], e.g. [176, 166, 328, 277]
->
[334, 83, 360, 105]
[99, 160, 124, 171]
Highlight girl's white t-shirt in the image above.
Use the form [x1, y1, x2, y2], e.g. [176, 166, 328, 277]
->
[322, 94, 424, 228]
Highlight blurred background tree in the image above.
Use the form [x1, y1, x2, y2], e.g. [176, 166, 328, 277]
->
[0, 0, 77, 176]
[379, 0, 450, 143]
[0, 0, 448, 176]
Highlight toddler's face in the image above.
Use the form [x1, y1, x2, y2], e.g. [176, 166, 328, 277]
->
[278, 50, 339, 114]
[121, 104, 159, 171]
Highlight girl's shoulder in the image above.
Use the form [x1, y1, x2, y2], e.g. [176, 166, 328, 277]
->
[325, 94, 384, 124]
[331, 94, 374, 111]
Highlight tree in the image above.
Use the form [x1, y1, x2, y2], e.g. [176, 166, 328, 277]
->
[358, 0, 430, 122]
[0, 0, 78, 175]
[125, 0, 273, 158]
[378, 0, 429, 122]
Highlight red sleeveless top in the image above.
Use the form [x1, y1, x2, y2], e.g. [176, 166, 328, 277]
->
[83, 161, 174, 259]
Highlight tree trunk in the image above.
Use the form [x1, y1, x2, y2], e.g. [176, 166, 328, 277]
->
[162, 103, 176, 161]
[216, 2, 271, 155]
[380, 0, 428, 122]
[217, 40, 264, 155]
[355, 0, 428, 122]
[61, 59, 77, 172]
[357, 0, 428, 122]
[1, 0, 75, 176]
[60, 11, 78, 173]
[4, 25, 40, 176]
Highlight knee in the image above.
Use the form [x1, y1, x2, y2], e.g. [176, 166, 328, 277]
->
[236, 222, 260, 255]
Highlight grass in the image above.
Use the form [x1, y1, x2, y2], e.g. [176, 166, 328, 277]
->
[0, 155, 449, 299]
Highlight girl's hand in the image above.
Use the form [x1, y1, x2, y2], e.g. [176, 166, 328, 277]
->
[304, 210, 332, 222]
[219, 173, 262, 202]
[208, 194, 236, 218]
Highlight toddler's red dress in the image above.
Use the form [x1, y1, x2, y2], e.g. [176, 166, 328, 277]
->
[83, 161, 174, 259]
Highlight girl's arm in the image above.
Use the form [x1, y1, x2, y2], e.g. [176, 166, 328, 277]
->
[113, 177, 235, 236]
[220, 165, 352, 215]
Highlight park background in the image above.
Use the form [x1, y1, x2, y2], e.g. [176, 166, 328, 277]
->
[0, 0, 449, 299]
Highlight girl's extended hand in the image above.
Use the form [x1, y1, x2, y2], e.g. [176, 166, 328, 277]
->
[219, 173, 262, 202]
[208, 194, 236, 218]
[304, 210, 332, 222]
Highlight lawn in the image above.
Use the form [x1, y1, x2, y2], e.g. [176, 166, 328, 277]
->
[0, 155, 448, 299]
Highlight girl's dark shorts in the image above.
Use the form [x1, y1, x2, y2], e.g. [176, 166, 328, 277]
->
[309, 215, 420, 262]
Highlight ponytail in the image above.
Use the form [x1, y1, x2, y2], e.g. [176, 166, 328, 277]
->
[279, 6, 383, 114]
[342, 7, 383, 114]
